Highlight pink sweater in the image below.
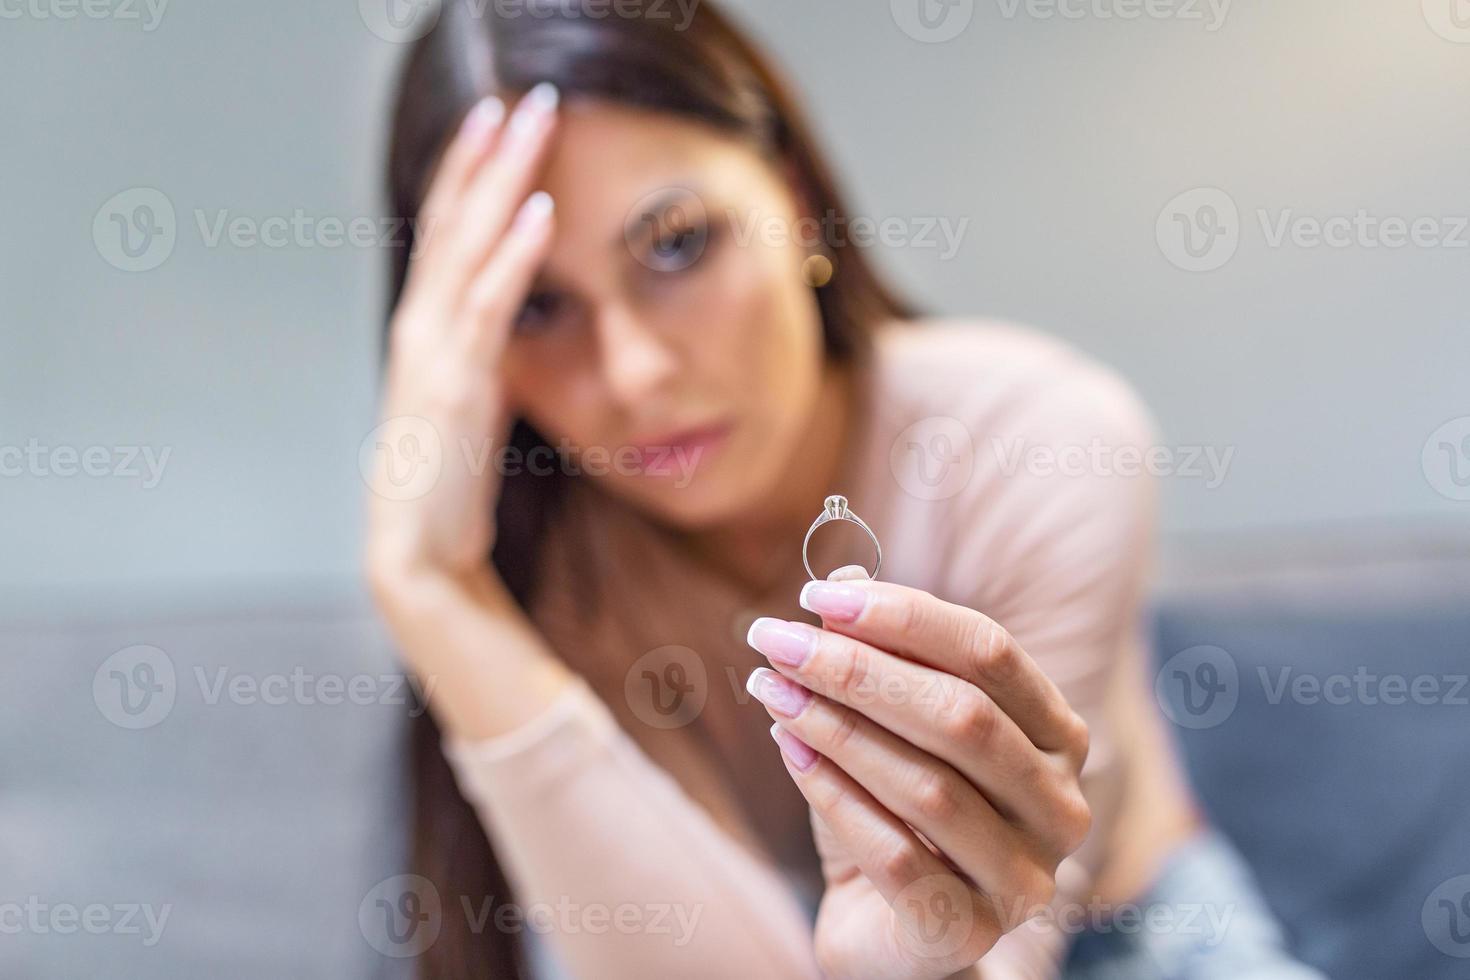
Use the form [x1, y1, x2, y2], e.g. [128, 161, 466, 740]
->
[443, 320, 1190, 979]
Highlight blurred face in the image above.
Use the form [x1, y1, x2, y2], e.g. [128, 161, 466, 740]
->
[497, 99, 830, 529]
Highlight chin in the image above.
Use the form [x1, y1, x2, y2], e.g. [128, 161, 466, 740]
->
[612, 465, 762, 530]
[637, 482, 744, 529]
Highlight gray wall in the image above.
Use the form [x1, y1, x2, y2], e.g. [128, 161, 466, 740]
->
[3, 0, 1467, 594]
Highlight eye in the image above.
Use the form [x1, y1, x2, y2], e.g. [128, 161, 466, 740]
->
[637, 204, 713, 274]
[513, 289, 566, 335]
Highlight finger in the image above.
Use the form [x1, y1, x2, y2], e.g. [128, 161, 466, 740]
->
[459, 191, 556, 366]
[750, 667, 1052, 901]
[768, 723, 997, 969]
[419, 96, 507, 233]
[747, 617, 1081, 842]
[799, 579, 1085, 761]
[443, 82, 561, 297]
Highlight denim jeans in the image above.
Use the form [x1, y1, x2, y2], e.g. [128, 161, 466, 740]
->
[1060, 827, 1328, 980]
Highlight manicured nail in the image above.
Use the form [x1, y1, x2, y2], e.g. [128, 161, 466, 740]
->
[513, 191, 554, 230]
[508, 82, 559, 138]
[770, 723, 818, 771]
[745, 667, 812, 718]
[461, 96, 505, 141]
[746, 617, 815, 667]
[799, 581, 867, 622]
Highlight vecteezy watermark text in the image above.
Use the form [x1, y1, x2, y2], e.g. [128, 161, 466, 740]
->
[991, 436, 1235, 489]
[0, 0, 167, 30]
[727, 207, 970, 262]
[994, 0, 1229, 30]
[358, 875, 703, 957]
[93, 644, 437, 730]
[1158, 187, 1470, 272]
[0, 439, 170, 488]
[357, 0, 700, 44]
[1000, 894, 1236, 946]
[0, 897, 171, 947]
[1259, 666, 1468, 707]
[360, 418, 708, 502]
[92, 187, 439, 273]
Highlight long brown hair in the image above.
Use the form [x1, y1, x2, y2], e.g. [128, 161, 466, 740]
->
[384, 1, 915, 974]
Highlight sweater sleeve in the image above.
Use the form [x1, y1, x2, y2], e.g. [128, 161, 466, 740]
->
[441, 675, 821, 980]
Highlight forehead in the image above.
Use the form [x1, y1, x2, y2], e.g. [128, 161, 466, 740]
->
[533, 98, 786, 259]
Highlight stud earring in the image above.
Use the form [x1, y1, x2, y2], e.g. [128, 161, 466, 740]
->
[802, 250, 835, 288]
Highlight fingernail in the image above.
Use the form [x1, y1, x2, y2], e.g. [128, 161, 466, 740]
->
[513, 190, 555, 230]
[508, 82, 559, 138]
[746, 617, 815, 667]
[745, 667, 812, 718]
[770, 723, 818, 771]
[461, 96, 505, 141]
[799, 581, 867, 622]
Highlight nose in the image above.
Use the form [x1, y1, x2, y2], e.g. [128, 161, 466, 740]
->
[594, 302, 682, 410]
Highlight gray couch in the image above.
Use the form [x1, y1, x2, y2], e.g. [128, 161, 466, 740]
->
[5, 535, 1467, 978]
[1147, 537, 1470, 980]
[0, 585, 413, 979]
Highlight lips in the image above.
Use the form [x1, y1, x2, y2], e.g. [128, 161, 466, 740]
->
[629, 420, 733, 474]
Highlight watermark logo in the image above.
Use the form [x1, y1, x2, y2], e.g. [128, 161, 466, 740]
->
[93, 188, 176, 272]
[625, 645, 708, 729]
[1156, 188, 1239, 272]
[359, 0, 442, 42]
[1423, 0, 1470, 43]
[893, 874, 978, 960]
[1154, 645, 1238, 729]
[890, 416, 975, 501]
[1422, 416, 1470, 501]
[892, 0, 975, 42]
[625, 186, 709, 272]
[360, 874, 443, 957]
[1423, 874, 1470, 957]
[359, 416, 444, 502]
[93, 645, 176, 730]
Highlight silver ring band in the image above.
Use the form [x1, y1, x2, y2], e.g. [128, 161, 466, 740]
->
[802, 494, 882, 581]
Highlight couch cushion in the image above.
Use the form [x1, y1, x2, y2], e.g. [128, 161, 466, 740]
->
[1151, 541, 1470, 980]
[0, 586, 415, 979]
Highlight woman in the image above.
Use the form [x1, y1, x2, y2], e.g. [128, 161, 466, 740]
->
[365, 2, 1318, 977]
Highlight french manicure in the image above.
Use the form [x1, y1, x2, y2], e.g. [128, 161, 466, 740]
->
[461, 96, 506, 141]
[770, 723, 818, 771]
[508, 82, 560, 139]
[746, 617, 815, 667]
[799, 581, 867, 622]
[745, 667, 812, 718]
[513, 190, 555, 230]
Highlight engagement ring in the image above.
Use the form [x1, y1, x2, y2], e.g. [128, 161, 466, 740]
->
[801, 494, 882, 581]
